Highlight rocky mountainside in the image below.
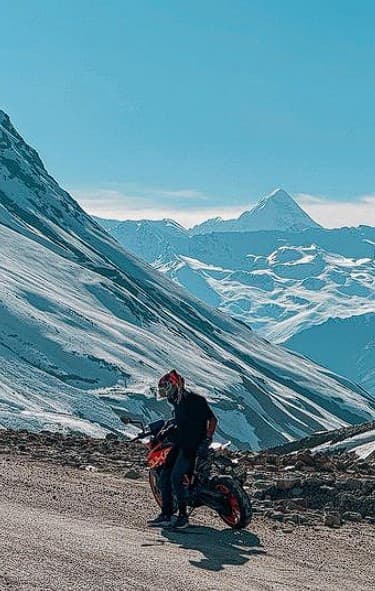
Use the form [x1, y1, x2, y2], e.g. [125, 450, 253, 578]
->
[1, 108, 374, 447]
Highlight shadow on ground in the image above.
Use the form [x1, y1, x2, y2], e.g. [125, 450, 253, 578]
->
[143, 525, 265, 571]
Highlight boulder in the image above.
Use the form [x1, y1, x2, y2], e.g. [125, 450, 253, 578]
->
[124, 468, 141, 479]
[323, 511, 342, 528]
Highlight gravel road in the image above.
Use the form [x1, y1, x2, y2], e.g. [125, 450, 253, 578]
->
[0, 456, 373, 590]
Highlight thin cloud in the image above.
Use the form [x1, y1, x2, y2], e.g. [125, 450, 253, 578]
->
[360, 194, 375, 205]
[70, 185, 247, 227]
[296, 193, 375, 228]
[295, 193, 326, 205]
[157, 189, 209, 200]
[71, 186, 375, 229]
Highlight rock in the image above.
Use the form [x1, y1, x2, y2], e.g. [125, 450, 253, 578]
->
[342, 511, 362, 522]
[80, 464, 98, 472]
[275, 476, 301, 491]
[323, 511, 342, 528]
[252, 471, 268, 480]
[269, 511, 285, 522]
[290, 486, 304, 496]
[124, 468, 141, 479]
[338, 493, 357, 512]
[265, 464, 278, 472]
[285, 513, 302, 525]
[305, 476, 324, 488]
[282, 521, 295, 533]
[319, 485, 335, 495]
[286, 498, 306, 511]
[299, 513, 321, 526]
[253, 480, 274, 491]
[105, 433, 119, 441]
[274, 500, 288, 511]
[360, 495, 375, 516]
[252, 490, 265, 500]
[360, 480, 374, 495]
[320, 474, 336, 485]
[296, 451, 315, 466]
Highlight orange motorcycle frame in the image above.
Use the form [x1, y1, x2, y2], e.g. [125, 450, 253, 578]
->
[146, 441, 174, 469]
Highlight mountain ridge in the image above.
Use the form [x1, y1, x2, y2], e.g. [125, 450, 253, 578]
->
[190, 188, 321, 235]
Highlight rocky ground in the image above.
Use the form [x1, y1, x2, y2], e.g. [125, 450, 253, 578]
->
[1, 450, 374, 590]
[241, 421, 375, 528]
[0, 422, 374, 533]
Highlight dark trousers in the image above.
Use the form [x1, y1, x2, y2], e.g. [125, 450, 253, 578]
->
[160, 447, 194, 516]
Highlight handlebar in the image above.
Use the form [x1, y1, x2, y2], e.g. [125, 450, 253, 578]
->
[120, 416, 145, 430]
[129, 429, 152, 442]
[120, 415, 174, 443]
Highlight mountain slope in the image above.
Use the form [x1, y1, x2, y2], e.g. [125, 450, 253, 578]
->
[190, 189, 321, 235]
[98, 213, 375, 395]
[93, 216, 190, 263]
[285, 314, 375, 398]
[1, 109, 374, 449]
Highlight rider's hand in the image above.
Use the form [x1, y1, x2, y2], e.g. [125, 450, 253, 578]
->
[157, 423, 175, 441]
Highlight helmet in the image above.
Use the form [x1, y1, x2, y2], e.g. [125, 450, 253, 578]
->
[157, 370, 185, 402]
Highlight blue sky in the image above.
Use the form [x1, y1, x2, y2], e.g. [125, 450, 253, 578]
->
[2, 0, 375, 226]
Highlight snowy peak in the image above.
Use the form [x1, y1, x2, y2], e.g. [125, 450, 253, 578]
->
[245, 188, 299, 217]
[190, 189, 321, 235]
[240, 189, 321, 232]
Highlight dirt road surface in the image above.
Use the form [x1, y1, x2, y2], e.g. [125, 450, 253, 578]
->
[0, 456, 373, 590]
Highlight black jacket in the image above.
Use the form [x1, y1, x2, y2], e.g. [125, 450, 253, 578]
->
[170, 390, 216, 454]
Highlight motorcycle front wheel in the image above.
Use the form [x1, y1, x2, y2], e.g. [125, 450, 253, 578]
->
[148, 469, 180, 513]
[149, 469, 163, 508]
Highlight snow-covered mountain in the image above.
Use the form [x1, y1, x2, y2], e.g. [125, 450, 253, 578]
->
[190, 189, 321, 234]
[93, 217, 189, 263]
[1, 109, 374, 448]
[285, 314, 375, 400]
[272, 420, 375, 460]
[97, 206, 375, 397]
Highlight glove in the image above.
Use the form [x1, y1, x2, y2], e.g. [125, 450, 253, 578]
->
[197, 438, 211, 459]
[158, 422, 176, 441]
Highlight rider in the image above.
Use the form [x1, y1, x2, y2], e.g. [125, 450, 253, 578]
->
[148, 369, 217, 529]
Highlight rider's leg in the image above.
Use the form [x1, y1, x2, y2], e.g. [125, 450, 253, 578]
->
[159, 447, 178, 517]
[171, 449, 194, 517]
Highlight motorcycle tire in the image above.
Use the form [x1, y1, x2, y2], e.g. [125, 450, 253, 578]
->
[212, 475, 252, 530]
[149, 469, 163, 508]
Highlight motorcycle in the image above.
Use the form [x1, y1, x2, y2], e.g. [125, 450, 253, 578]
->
[121, 417, 252, 530]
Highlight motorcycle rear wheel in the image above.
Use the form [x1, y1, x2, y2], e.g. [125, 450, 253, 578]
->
[212, 475, 252, 530]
